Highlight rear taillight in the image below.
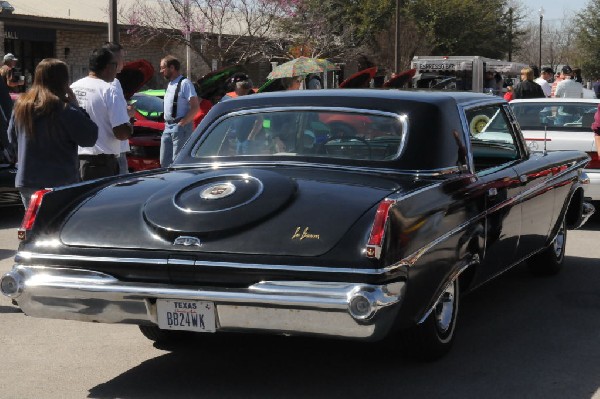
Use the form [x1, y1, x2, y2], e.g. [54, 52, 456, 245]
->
[18, 189, 51, 240]
[586, 152, 600, 169]
[366, 199, 395, 259]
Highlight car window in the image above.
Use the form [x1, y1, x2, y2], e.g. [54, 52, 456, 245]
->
[192, 110, 405, 161]
[511, 102, 598, 130]
[465, 105, 519, 172]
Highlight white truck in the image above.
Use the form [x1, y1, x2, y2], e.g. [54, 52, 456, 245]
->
[410, 56, 528, 94]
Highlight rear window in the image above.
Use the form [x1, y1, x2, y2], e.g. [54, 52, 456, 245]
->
[511, 102, 598, 130]
[191, 110, 406, 162]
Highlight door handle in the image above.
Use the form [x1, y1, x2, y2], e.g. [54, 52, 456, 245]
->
[519, 175, 528, 184]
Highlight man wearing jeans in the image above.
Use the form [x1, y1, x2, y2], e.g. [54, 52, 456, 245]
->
[159, 55, 199, 167]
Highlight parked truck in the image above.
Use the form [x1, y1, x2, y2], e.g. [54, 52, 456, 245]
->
[410, 56, 528, 94]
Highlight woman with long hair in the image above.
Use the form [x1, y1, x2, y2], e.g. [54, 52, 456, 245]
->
[8, 58, 98, 208]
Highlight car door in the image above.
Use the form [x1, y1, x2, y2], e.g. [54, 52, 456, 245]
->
[501, 105, 557, 261]
[465, 104, 523, 284]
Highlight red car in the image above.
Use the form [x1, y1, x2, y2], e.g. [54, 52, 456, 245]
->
[118, 60, 163, 172]
[128, 92, 164, 171]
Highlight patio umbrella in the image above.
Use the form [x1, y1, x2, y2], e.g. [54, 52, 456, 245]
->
[267, 57, 338, 79]
[339, 67, 378, 88]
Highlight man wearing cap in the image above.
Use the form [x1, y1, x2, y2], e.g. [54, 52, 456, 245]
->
[534, 67, 554, 97]
[555, 65, 583, 98]
[0, 53, 24, 90]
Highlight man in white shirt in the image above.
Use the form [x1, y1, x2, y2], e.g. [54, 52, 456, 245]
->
[534, 67, 553, 97]
[103, 42, 135, 175]
[555, 65, 583, 98]
[159, 55, 199, 167]
[72, 48, 133, 180]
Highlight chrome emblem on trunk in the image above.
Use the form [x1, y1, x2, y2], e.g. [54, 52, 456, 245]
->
[200, 182, 236, 200]
[173, 236, 202, 247]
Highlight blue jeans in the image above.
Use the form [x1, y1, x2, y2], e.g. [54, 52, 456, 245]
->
[160, 123, 193, 167]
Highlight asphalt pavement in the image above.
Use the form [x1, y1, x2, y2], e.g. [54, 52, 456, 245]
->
[0, 206, 599, 399]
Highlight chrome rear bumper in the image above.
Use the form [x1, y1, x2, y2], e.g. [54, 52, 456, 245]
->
[1, 265, 404, 340]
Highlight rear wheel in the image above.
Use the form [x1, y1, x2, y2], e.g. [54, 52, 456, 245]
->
[528, 216, 566, 275]
[139, 325, 182, 343]
[400, 278, 459, 361]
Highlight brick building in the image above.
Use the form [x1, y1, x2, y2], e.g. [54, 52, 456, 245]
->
[0, 0, 271, 91]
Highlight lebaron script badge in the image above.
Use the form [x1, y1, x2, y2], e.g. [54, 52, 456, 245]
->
[291, 227, 320, 240]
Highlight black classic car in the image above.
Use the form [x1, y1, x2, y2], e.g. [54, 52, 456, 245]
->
[1, 90, 594, 360]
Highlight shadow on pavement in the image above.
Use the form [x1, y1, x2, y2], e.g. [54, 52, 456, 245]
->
[0, 206, 23, 229]
[88, 257, 600, 399]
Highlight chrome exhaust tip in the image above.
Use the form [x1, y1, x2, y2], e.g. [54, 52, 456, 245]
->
[1, 271, 23, 298]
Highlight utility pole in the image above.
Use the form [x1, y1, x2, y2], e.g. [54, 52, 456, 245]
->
[394, 0, 401, 74]
[108, 0, 119, 43]
[507, 8, 513, 62]
[539, 8, 544, 68]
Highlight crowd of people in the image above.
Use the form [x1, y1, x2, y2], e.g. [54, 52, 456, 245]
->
[2, 45, 599, 209]
[503, 65, 585, 101]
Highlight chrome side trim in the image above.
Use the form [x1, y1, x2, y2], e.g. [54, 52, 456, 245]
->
[176, 161, 462, 178]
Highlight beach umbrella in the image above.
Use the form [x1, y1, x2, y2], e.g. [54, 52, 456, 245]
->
[339, 67, 378, 88]
[267, 57, 337, 79]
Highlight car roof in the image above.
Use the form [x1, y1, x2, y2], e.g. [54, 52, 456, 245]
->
[511, 98, 600, 104]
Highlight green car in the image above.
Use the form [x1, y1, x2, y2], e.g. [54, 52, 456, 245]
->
[138, 89, 165, 99]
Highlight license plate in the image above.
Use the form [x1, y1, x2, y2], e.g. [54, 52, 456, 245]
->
[156, 299, 216, 332]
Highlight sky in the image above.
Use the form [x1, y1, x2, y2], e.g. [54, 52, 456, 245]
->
[522, 0, 590, 23]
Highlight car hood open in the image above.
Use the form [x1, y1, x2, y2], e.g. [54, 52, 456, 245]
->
[58, 166, 428, 256]
[117, 59, 155, 101]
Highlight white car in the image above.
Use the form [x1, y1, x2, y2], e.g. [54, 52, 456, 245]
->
[510, 98, 600, 201]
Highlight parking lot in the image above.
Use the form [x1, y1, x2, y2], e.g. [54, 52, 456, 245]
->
[0, 206, 599, 399]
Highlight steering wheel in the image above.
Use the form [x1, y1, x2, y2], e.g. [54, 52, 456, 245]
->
[324, 136, 372, 160]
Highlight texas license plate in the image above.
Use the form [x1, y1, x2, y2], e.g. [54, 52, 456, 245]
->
[156, 299, 216, 332]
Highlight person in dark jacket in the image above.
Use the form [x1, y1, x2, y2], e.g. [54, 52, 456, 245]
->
[8, 58, 98, 208]
[513, 67, 545, 99]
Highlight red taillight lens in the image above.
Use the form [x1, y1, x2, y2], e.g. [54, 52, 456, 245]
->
[586, 152, 600, 169]
[18, 189, 51, 240]
[366, 199, 395, 258]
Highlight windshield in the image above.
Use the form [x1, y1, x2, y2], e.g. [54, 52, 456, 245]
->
[511, 102, 598, 130]
[191, 110, 405, 162]
[132, 93, 164, 120]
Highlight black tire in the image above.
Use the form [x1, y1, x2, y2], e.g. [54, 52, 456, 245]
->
[139, 325, 182, 343]
[528, 216, 566, 275]
[399, 278, 459, 361]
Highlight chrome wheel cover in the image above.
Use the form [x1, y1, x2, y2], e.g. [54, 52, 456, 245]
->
[553, 221, 565, 259]
[435, 282, 456, 333]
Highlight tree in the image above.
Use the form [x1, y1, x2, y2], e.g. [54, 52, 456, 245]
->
[403, 0, 525, 59]
[270, 0, 396, 61]
[120, 0, 292, 67]
[574, 0, 600, 78]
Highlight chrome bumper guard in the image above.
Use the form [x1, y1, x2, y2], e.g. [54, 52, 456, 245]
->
[1, 265, 405, 340]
